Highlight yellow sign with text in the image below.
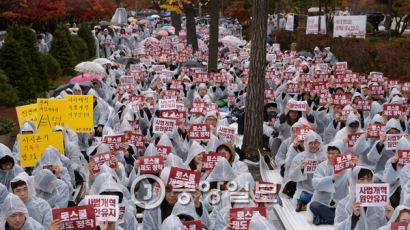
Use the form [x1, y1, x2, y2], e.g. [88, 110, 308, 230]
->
[37, 99, 67, 132]
[17, 132, 64, 167]
[16, 103, 38, 127]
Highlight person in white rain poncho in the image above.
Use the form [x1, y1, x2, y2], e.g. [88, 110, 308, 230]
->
[335, 166, 387, 230]
[0, 143, 24, 188]
[289, 130, 327, 212]
[33, 168, 69, 208]
[378, 205, 410, 230]
[10, 172, 52, 229]
[1, 193, 45, 230]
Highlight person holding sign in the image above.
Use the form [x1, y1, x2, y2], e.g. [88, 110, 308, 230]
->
[216, 143, 249, 175]
[288, 131, 327, 212]
[384, 136, 410, 209]
[335, 166, 387, 230]
[33, 169, 70, 208]
[368, 119, 404, 182]
[378, 205, 410, 230]
[1, 194, 45, 230]
[10, 172, 52, 229]
[184, 141, 207, 179]
[11, 120, 38, 162]
[310, 140, 351, 225]
[0, 143, 24, 188]
[333, 111, 364, 151]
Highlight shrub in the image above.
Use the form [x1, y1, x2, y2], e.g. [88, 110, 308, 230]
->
[0, 38, 36, 101]
[0, 69, 18, 106]
[78, 23, 96, 58]
[71, 35, 89, 62]
[50, 25, 76, 76]
[0, 117, 16, 135]
[40, 53, 62, 81]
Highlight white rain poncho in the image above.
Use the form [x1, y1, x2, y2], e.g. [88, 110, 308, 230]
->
[12, 120, 38, 160]
[171, 194, 209, 228]
[33, 169, 69, 208]
[311, 140, 350, 207]
[0, 182, 8, 206]
[10, 172, 52, 229]
[288, 131, 327, 199]
[184, 141, 205, 167]
[0, 143, 24, 188]
[378, 205, 410, 230]
[334, 166, 387, 230]
[249, 212, 277, 230]
[206, 157, 237, 182]
[0, 193, 45, 230]
[159, 215, 184, 230]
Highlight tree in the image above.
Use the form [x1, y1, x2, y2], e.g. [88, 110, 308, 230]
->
[0, 0, 65, 23]
[207, 0, 220, 72]
[242, 0, 268, 159]
[171, 12, 182, 35]
[78, 23, 96, 58]
[50, 25, 77, 76]
[40, 54, 62, 81]
[0, 38, 36, 101]
[0, 69, 19, 106]
[71, 35, 89, 62]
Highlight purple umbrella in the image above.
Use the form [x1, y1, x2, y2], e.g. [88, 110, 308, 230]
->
[70, 73, 103, 83]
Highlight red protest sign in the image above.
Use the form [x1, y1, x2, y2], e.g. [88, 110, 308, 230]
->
[126, 132, 145, 149]
[391, 222, 409, 230]
[369, 72, 384, 84]
[369, 85, 385, 97]
[253, 181, 281, 203]
[282, 72, 294, 81]
[288, 101, 307, 111]
[217, 126, 236, 143]
[170, 80, 183, 90]
[397, 150, 410, 167]
[201, 152, 225, 171]
[85, 195, 119, 222]
[120, 75, 134, 85]
[159, 110, 179, 119]
[353, 99, 371, 111]
[386, 134, 404, 150]
[295, 127, 314, 141]
[402, 82, 410, 93]
[334, 62, 347, 73]
[229, 207, 267, 230]
[286, 82, 300, 94]
[188, 124, 211, 140]
[264, 89, 275, 100]
[102, 134, 126, 152]
[304, 159, 324, 174]
[332, 152, 355, 174]
[52, 205, 96, 230]
[127, 120, 140, 132]
[367, 123, 384, 139]
[317, 73, 330, 82]
[182, 220, 202, 230]
[356, 183, 389, 207]
[90, 152, 117, 174]
[153, 118, 176, 135]
[155, 145, 171, 157]
[340, 110, 353, 123]
[190, 102, 207, 115]
[139, 156, 164, 174]
[158, 99, 177, 111]
[383, 104, 404, 119]
[167, 167, 201, 192]
[332, 93, 351, 106]
[348, 133, 363, 148]
[195, 72, 209, 83]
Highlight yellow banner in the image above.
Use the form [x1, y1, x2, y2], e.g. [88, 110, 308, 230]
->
[65, 95, 94, 133]
[18, 132, 64, 167]
[16, 103, 38, 127]
[37, 99, 67, 132]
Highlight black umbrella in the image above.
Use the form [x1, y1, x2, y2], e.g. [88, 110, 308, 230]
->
[115, 57, 140, 69]
[297, 51, 313, 58]
[183, 60, 206, 68]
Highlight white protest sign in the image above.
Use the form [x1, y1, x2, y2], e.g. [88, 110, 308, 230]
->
[85, 195, 119, 222]
[386, 134, 404, 150]
[304, 159, 324, 174]
[306, 16, 326, 34]
[152, 118, 176, 135]
[288, 101, 307, 111]
[158, 99, 177, 111]
[356, 183, 389, 207]
[333, 15, 367, 38]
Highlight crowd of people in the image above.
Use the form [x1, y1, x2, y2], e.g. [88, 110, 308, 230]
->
[0, 12, 409, 230]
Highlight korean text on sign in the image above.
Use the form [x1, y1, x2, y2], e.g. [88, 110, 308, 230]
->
[167, 167, 200, 192]
[18, 132, 64, 167]
[37, 98, 67, 132]
[139, 156, 164, 174]
[288, 101, 307, 111]
[304, 159, 324, 174]
[356, 183, 389, 207]
[153, 118, 176, 135]
[253, 181, 281, 203]
[217, 126, 236, 143]
[66, 95, 94, 133]
[90, 152, 117, 174]
[84, 195, 119, 222]
[229, 207, 267, 230]
[332, 152, 355, 174]
[201, 152, 225, 171]
[397, 149, 410, 167]
[386, 134, 404, 150]
[188, 124, 211, 140]
[367, 123, 384, 139]
[103, 134, 126, 152]
[16, 103, 38, 127]
[182, 220, 202, 230]
[52, 205, 95, 230]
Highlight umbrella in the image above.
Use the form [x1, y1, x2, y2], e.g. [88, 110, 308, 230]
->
[93, 58, 112, 65]
[75, 61, 106, 76]
[151, 14, 160, 19]
[138, 19, 148, 25]
[99, 20, 110, 26]
[140, 37, 160, 46]
[220, 35, 245, 48]
[70, 73, 103, 83]
[116, 57, 140, 69]
[157, 30, 168, 37]
[111, 8, 128, 26]
[53, 82, 92, 97]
